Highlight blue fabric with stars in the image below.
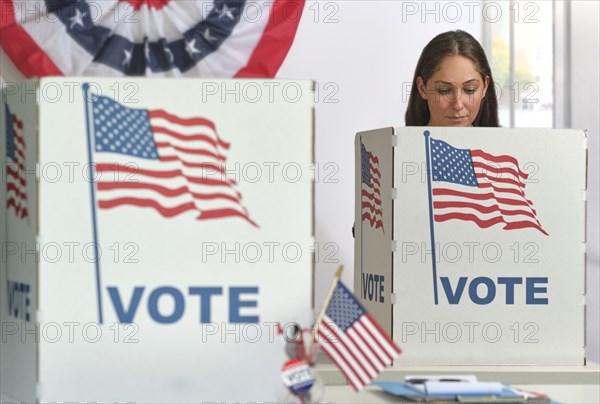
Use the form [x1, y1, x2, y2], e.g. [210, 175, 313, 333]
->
[91, 95, 159, 160]
[326, 282, 366, 332]
[45, 0, 244, 74]
[430, 138, 478, 187]
[361, 143, 372, 187]
[5, 104, 15, 160]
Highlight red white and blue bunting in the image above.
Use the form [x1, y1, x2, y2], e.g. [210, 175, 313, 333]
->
[0, 0, 305, 77]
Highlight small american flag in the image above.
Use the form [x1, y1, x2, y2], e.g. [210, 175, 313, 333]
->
[430, 137, 547, 235]
[317, 281, 401, 391]
[361, 142, 383, 231]
[90, 94, 256, 226]
[5, 104, 28, 220]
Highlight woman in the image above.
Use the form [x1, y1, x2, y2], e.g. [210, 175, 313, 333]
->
[405, 30, 500, 127]
[353, 31, 499, 238]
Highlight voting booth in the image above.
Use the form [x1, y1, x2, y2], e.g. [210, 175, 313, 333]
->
[1, 78, 314, 402]
[355, 127, 587, 365]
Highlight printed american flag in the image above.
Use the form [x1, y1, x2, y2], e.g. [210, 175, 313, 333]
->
[430, 138, 547, 235]
[90, 94, 256, 226]
[5, 104, 28, 220]
[317, 281, 401, 391]
[361, 143, 383, 231]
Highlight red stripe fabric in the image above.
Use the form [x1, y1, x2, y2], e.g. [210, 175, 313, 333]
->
[235, 0, 305, 78]
[471, 149, 529, 179]
[99, 197, 198, 217]
[360, 318, 394, 363]
[0, 0, 63, 77]
[326, 321, 373, 381]
[196, 208, 257, 227]
[96, 163, 235, 187]
[98, 182, 243, 203]
[152, 126, 225, 149]
[318, 327, 363, 391]
[149, 109, 218, 131]
[434, 201, 538, 220]
[159, 156, 227, 174]
[6, 110, 29, 220]
[364, 313, 401, 356]
[155, 141, 226, 161]
[119, 0, 171, 11]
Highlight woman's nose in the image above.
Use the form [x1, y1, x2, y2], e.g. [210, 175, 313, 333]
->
[450, 97, 464, 110]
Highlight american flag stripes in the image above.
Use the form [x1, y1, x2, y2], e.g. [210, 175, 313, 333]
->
[89, 94, 256, 226]
[5, 104, 28, 220]
[429, 138, 547, 235]
[317, 281, 401, 391]
[361, 143, 383, 231]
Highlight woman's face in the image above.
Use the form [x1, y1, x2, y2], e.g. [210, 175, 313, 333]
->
[417, 55, 489, 127]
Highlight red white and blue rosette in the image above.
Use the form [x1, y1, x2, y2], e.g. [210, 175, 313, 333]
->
[281, 358, 316, 396]
[0, 0, 304, 78]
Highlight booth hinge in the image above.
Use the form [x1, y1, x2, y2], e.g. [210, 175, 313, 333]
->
[36, 382, 44, 400]
[35, 235, 42, 253]
[582, 304, 587, 348]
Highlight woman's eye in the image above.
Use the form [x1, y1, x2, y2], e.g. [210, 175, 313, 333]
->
[464, 87, 478, 94]
[437, 88, 452, 95]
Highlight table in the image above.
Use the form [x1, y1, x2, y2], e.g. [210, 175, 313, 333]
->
[320, 384, 600, 403]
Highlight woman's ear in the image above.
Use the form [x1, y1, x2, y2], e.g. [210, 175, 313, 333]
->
[482, 75, 490, 97]
[416, 76, 428, 100]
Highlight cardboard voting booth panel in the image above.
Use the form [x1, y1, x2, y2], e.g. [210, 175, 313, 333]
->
[1, 78, 314, 402]
[355, 127, 586, 365]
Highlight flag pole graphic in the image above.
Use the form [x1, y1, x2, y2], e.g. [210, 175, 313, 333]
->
[423, 130, 439, 305]
[308, 264, 343, 361]
[360, 138, 364, 300]
[82, 83, 104, 323]
[3, 159, 7, 303]
[4, 107, 10, 296]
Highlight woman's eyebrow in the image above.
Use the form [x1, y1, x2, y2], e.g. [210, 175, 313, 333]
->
[434, 79, 480, 85]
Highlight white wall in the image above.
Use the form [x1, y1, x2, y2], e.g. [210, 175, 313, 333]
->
[570, 0, 600, 363]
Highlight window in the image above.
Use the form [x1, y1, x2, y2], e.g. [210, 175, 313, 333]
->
[483, 1, 557, 128]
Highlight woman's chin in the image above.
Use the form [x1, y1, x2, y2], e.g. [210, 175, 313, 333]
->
[428, 117, 473, 127]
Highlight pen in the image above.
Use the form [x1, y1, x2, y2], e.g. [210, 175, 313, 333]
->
[457, 395, 526, 403]
[406, 379, 428, 384]
[407, 378, 468, 383]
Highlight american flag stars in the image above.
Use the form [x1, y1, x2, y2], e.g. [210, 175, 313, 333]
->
[92, 96, 158, 159]
[69, 8, 87, 30]
[431, 139, 478, 186]
[326, 286, 365, 331]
